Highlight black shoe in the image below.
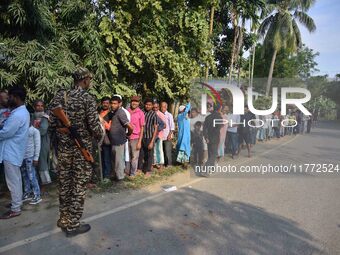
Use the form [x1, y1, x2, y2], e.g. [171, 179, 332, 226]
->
[0, 210, 21, 219]
[66, 224, 91, 237]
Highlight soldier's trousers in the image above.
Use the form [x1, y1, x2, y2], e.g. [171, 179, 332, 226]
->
[57, 146, 92, 230]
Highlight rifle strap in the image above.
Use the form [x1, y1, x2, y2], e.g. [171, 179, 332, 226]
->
[63, 91, 69, 120]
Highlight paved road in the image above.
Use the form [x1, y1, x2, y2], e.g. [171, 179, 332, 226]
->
[1, 121, 339, 255]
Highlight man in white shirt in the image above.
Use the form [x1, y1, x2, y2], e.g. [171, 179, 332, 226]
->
[160, 102, 175, 167]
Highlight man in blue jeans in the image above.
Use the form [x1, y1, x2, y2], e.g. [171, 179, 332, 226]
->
[21, 119, 42, 205]
[0, 86, 30, 219]
[109, 96, 133, 181]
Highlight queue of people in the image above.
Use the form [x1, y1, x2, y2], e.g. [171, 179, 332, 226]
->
[98, 96, 177, 180]
[189, 104, 314, 173]
[0, 87, 55, 218]
[0, 67, 314, 237]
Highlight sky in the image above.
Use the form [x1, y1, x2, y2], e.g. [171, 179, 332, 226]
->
[299, 0, 340, 78]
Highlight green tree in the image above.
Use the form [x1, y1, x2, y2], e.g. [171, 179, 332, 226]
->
[253, 44, 319, 80]
[258, 0, 316, 96]
[0, 0, 112, 102]
[324, 78, 340, 119]
[227, 0, 265, 83]
[98, 0, 215, 101]
[213, 0, 260, 78]
[253, 96, 273, 110]
[1, 0, 216, 103]
[335, 73, 340, 81]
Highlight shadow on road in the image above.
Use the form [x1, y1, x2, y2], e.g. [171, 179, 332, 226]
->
[3, 187, 323, 255]
[68, 188, 326, 255]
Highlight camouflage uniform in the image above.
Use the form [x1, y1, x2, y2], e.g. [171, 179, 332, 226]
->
[49, 72, 103, 231]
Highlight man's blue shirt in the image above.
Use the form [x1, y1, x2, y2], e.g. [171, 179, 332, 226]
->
[0, 105, 30, 166]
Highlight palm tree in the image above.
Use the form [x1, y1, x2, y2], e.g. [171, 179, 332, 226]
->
[259, 0, 316, 96]
[228, 1, 240, 84]
[228, 0, 265, 84]
[249, 6, 269, 88]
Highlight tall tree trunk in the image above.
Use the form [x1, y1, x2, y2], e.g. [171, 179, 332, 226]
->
[249, 20, 253, 87]
[228, 10, 239, 84]
[249, 18, 258, 89]
[235, 19, 245, 65]
[205, 6, 215, 80]
[249, 49, 252, 87]
[235, 18, 245, 87]
[238, 63, 241, 86]
[228, 27, 239, 84]
[173, 101, 180, 119]
[251, 43, 256, 88]
[209, 6, 215, 35]
[266, 49, 277, 96]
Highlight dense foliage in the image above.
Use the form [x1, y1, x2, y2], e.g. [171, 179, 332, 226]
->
[0, 0, 215, 102]
[2, 0, 338, 119]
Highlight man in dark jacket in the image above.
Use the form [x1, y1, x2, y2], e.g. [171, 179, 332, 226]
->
[203, 104, 222, 172]
[239, 105, 256, 158]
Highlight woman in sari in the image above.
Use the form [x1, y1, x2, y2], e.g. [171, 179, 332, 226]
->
[176, 101, 191, 168]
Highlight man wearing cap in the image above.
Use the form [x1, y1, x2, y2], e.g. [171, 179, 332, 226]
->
[127, 96, 145, 176]
[49, 67, 104, 237]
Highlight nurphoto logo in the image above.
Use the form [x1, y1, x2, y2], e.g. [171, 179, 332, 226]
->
[199, 84, 311, 128]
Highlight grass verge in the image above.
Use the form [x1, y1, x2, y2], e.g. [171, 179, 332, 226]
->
[92, 165, 187, 194]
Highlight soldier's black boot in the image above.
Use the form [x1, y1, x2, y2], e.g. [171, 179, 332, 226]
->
[66, 224, 91, 237]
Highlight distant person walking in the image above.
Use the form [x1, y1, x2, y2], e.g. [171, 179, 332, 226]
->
[203, 104, 222, 169]
[160, 102, 175, 167]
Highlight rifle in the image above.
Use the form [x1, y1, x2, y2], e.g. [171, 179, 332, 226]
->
[52, 106, 94, 163]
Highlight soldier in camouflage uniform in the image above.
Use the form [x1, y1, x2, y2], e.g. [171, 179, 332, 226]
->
[49, 67, 104, 237]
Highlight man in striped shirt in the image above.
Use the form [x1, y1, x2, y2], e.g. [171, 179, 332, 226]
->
[140, 98, 158, 177]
